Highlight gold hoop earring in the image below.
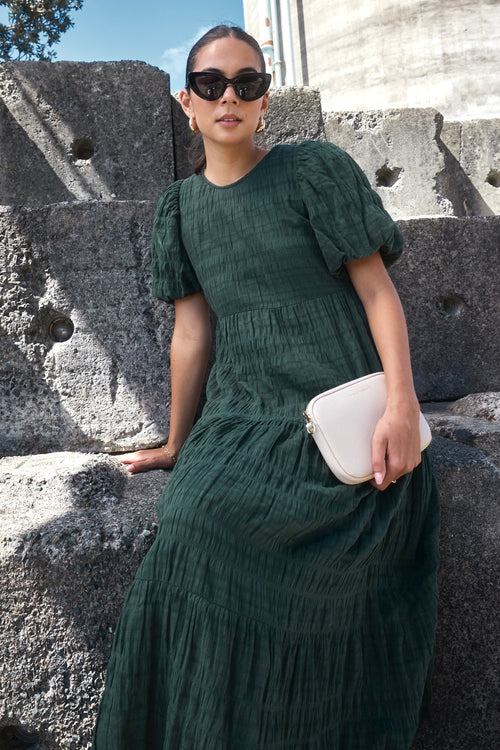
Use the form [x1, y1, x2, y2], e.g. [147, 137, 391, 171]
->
[255, 117, 265, 134]
[189, 117, 199, 134]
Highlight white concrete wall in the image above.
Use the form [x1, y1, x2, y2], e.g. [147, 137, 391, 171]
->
[243, 0, 500, 120]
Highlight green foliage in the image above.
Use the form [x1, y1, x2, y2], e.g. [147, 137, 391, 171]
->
[0, 0, 83, 61]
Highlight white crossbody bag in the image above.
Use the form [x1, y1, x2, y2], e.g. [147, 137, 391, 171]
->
[303, 372, 432, 485]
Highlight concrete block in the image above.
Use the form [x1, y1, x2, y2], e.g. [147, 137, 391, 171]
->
[171, 94, 197, 180]
[412, 437, 500, 750]
[422, 394, 500, 466]
[0, 452, 167, 749]
[324, 108, 452, 219]
[391, 217, 500, 401]
[0, 61, 175, 205]
[258, 86, 326, 147]
[0, 200, 175, 455]
[441, 118, 500, 216]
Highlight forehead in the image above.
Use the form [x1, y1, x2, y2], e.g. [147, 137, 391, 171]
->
[193, 37, 262, 73]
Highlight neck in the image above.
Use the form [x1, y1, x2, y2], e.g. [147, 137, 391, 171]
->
[202, 140, 268, 186]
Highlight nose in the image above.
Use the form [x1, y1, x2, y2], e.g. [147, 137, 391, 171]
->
[221, 83, 238, 102]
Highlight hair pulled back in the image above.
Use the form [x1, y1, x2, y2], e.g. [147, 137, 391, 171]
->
[185, 25, 267, 174]
[185, 25, 266, 87]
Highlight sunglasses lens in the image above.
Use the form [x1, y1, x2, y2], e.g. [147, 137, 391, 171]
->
[232, 74, 267, 101]
[191, 73, 225, 100]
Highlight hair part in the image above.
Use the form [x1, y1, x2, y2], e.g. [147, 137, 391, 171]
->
[184, 25, 267, 174]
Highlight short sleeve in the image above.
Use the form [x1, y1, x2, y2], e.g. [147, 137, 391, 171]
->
[150, 181, 202, 302]
[297, 141, 403, 278]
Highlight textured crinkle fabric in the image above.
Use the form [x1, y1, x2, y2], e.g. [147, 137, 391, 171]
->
[93, 141, 440, 750]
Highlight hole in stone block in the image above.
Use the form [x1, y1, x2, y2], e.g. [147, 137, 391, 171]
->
[72, 136, 95, 160]
[48, 315, 74, 342]
[376, 164, 402, 188]
[0, 725, 40, 748]
[486, 169, 500, 188]
[442, 294, 466, 316]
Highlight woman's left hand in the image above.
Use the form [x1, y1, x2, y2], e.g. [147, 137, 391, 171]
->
[370, 401, 422, 491]
[118, 447, 175, 474]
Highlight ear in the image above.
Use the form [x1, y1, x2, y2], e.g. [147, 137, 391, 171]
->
[260, 91, 269, 116]
[179, 89, 194, 118]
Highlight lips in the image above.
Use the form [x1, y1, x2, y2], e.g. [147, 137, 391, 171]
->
[217, 114, 241, 122]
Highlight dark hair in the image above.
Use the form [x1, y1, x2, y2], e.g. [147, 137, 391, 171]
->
[185, 25, 267, 174]
[185, 25, 266, 87]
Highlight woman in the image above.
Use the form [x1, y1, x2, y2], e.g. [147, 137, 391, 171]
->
[93, 25, 439, 750]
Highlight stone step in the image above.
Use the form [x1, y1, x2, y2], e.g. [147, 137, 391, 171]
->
[0, 438, 498, 749]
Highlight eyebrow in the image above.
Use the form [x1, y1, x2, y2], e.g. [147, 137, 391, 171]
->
[198, 66, 260, 74]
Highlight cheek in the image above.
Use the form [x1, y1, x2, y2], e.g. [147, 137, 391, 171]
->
[190, 99, 212, 121]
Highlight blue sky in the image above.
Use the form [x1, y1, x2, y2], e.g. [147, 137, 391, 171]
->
[0, 0, 245, 91]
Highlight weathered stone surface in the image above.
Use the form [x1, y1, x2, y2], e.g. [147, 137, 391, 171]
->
[0, 452, 168, 749]
[450, 391, 500, 422]
[170, 94, 198, 180]
[258, 86, 326, 147]
[423, 397, 500, 466]
[0, 201, 175, 455]
[441, 118, 500, 216]
[0, 61, 174, 205]
[391, 217, 500, 401]
[324, 109, 452, 219]
[412, 437, 500, 750]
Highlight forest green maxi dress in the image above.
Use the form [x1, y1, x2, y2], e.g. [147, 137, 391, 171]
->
[93, 141, 440, 750]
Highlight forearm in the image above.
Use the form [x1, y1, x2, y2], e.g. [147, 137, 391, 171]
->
[167, 328, 212, 453]
[362, 283, 418, 409]
[166, 293, 212, 455]
[347, 253, 418, 408]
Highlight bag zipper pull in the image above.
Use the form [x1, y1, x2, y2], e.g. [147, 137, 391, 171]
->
[302, 409, 316, 434]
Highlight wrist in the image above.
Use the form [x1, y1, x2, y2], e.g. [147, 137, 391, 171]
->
[161, 444, 178, 464]
[385, 380, 418, 406]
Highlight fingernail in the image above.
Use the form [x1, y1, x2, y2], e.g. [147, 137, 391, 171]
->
[374, 472, 384, 485]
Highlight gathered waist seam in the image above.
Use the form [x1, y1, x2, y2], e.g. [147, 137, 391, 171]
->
[215, 287, 354, 321]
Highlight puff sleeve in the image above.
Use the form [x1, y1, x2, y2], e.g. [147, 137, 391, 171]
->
[297, 141, 403, 279]
[150, 181, 202, 302]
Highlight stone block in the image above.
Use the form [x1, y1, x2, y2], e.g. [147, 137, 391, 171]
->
[441, 118, 500, 216]
[391, 216, 500, 401]
[324, 108, 452, 219]
[0, 452, 168, 749]
[258, 86, 326, 147]
[171, 94, 197, 180]
[0, 200, 175, 455]
[0, 61, 174, 205]
[412, 437, 500, 750]
[422, 394, 500, 466]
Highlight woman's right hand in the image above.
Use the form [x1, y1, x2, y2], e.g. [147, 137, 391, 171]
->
[118, 447, 176, 474]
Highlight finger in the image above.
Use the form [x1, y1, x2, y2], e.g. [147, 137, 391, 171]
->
[371, 434, 388, 486]
[118, 452, 139, 464]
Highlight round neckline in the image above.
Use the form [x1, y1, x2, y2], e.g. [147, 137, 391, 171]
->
[198, 145, 280, 190]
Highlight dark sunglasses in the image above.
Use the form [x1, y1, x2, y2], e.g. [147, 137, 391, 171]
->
[187, 71, 272, 102]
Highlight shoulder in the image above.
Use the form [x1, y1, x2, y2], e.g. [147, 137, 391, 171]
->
[296, 140, 366, 181]
[154, 179, 185, 221]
